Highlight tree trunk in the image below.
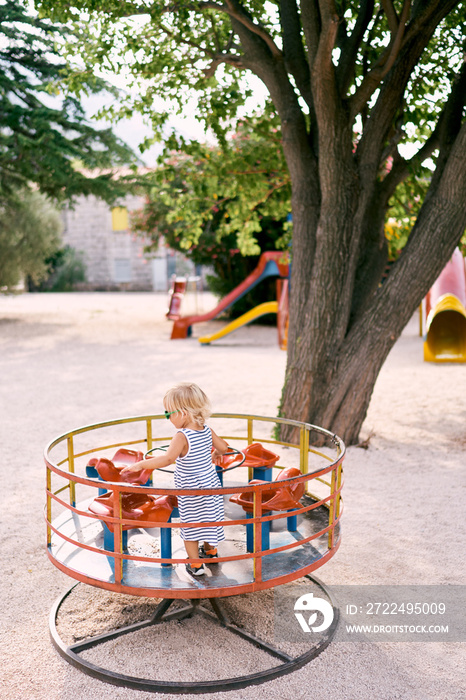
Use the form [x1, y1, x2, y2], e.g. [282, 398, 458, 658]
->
[280, 120, 466, 445]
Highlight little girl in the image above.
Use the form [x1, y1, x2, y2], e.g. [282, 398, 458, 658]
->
[121, 382, 229, 576]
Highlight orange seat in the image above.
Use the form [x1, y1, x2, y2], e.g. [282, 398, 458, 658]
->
[112, 448, 144, 466]
[230, 467, 304, 513]
[88, 493, 178, 533]
[90, 455, 152, 485]
[87, 449, 176, 532]
[241, 443, 279, 470]
[214, 447, 246, 471]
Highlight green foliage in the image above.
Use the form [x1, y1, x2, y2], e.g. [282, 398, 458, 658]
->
[35, 1, 464, 156]
[131, 114, 290, 314]
[133, 113, 290, 249]
[459, 232, 466, 258]
[34, 1, 465, 260]
[31, 246, 86, 291]
[0, 0, 136, 205]
[385, 167, 431, 260]
[0, 190, 62, 290]
[35, 0, 263, 144]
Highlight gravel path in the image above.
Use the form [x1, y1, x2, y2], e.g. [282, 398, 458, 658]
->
[0, 292, 464, 700]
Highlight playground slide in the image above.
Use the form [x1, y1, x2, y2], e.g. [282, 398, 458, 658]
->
[198, 302, 278, 344]
[170, 251, 288, 339]
[423, 248, 466, 362]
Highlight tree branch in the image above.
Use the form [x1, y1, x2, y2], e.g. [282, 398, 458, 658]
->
[203, 52, 243, 76]
[279, 0, 313, 111]
[337, 0, 374, 96]
[379, 0, 411, 72]
[356, 0, 459, 171]
[381, 0, 400, 34]
[300, 0, 321, 74]
[207, 11, 223, 51]
[349, 0, 411, 120]
[198, 0, 282, 58]
[373, 118, 466, 325]
[379, 133, 439, 206]
[422, 54, 466, 199]
[379, 53, 466, 204]
[311, 0, 340, 138]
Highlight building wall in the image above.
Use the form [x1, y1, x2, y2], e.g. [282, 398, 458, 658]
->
[61, 194, 161, 291]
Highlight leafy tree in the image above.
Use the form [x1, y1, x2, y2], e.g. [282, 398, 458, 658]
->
[29, 245, 87, 291]
[0, 189, 62, 289]
[131, 114, 290, 315]
[0, 0, 136, 205]
[36, 0, 466, 444]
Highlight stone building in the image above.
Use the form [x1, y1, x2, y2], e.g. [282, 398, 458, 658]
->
[61, 192, 174, 291]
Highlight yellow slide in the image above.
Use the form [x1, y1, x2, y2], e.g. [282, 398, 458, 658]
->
[423, 249, 466, 363]
[199, 302, 278, 344]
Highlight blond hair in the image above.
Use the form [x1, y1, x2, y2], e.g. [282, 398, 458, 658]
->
[163, 382, 212, 425]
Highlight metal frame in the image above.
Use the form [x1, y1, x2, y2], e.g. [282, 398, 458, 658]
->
[45, 414, 344, 691]
[45, 413, 345, 598]
[49, 574, 339, 693]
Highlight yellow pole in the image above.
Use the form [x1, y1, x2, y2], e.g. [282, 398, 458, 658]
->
[300, 426, 310, 491]
[113, 489, 123, 585]
[146, 418, 153, 452]
[328, 467, 337, 549]
[336, 462, 342, 519]
[253, 489, 262, 583]
[46, 467, 52, 547]
[146, 418, 153, 485]
[247, 417, 254, 481]
[67, 435, 76, 507]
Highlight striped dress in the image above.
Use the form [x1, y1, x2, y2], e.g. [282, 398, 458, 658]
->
[174, 426, 225, 545]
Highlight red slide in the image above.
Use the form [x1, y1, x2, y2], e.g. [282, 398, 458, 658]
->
[170, 251, 289, 339]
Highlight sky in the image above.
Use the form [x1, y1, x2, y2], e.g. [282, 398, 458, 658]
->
[82, 91, 210, 165]
[81, 67, 268, 165]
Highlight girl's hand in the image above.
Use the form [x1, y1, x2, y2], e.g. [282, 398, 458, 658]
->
[211, 430, 230, 465]
[212, 449, 224, 466]
[121, 464, 144, 476]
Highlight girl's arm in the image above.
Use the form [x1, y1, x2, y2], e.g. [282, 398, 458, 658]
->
[121, 432, 187, 475]
[211, 429, 229, 464]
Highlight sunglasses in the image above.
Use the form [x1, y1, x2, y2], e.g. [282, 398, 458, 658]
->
[164, 409, 178, 419]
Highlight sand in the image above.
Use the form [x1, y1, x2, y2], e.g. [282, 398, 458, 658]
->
[0, 291, 464, 700]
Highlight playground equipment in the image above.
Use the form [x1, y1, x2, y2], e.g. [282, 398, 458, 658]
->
[422, 248, 466, 362]
[166, 277, 187, 320]
[167, 275, 203, 320]
[45, 413, 344, 692]
[199, 278, 289, 349]
[199, 300, 278, 344]
[169, 251, 289, 344]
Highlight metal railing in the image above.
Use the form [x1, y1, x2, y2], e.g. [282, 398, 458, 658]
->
[45, 413, 344, 598]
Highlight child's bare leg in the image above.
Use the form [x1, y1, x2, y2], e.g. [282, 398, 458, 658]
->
[184, 540, 200, 562]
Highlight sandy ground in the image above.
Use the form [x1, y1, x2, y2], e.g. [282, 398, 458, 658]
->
[0, 291, 464, 700]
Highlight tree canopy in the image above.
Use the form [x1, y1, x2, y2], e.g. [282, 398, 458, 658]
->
[0, 0, 136, 205]
[35, 0, 466, 444]
[140, 113, 290, 255]
[0, 188, 62, 288]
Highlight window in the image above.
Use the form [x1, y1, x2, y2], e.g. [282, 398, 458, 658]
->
[114, 259, 131, 283]
[111, 207, 128, 231]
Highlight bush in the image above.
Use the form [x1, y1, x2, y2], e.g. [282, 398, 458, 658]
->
[0, 190, 62, 290]
[32, 246, 86, 291]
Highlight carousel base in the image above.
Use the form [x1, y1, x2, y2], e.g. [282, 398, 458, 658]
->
[49, 575, 339, 693]
[48, 495, 338, 598]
